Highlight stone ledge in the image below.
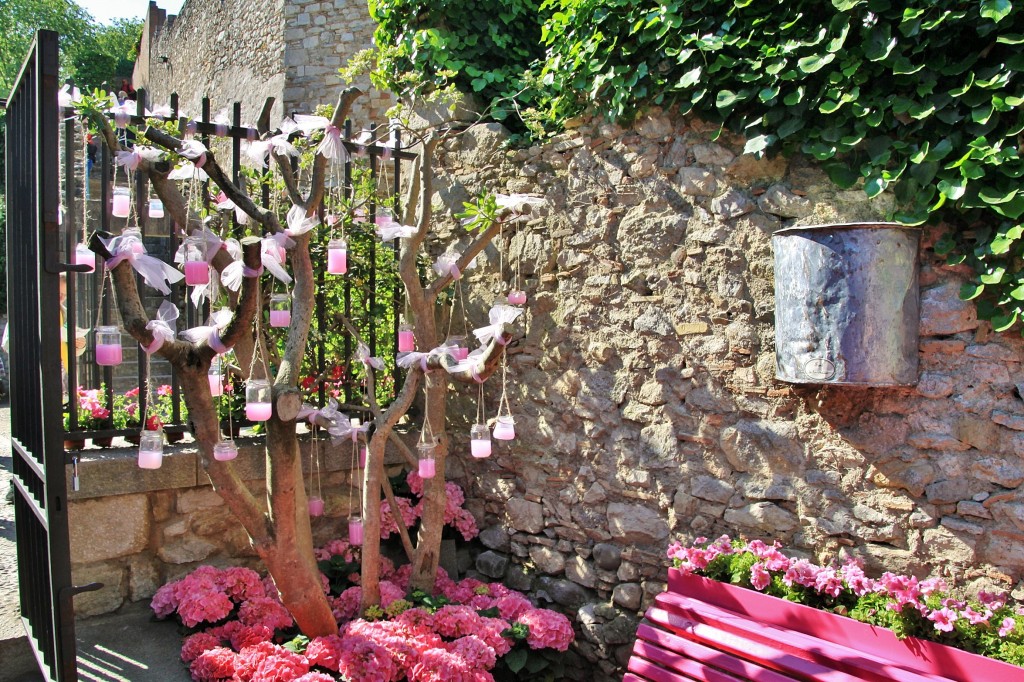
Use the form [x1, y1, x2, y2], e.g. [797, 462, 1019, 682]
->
[66, 435, 407, 500]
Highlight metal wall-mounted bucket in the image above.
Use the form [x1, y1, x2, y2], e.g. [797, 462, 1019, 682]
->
[772, 223, 920, 386]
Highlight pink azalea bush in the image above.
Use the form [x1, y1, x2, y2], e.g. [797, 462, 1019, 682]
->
[668, 535, 1024, 666]
[154, 538, 574, 681]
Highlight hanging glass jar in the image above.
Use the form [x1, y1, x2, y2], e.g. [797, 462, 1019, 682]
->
[183, 238, 209, 286]
[245, 379, 272, 421]
[74, 243, 95, 273]
[507, 290, 527, 305]
[398, 322, 415, 353]
[111, 186, 131, 218]
[446, 335, 469, 361]
[137, 428, 164, 469]
[149, 197, 165, 219]
[308, 495, 325, 517]
[208, 357, 223, 396]
[417, 441, 437, 479]
[348, 515, 364, 545]
[327, 238, 348, 275]
[95, 326, 123, 366]
[470, 424, 492, 458]
[493, 415, 516, 441]
[270, 294, 291, 328]
[213, 440, 238, 461]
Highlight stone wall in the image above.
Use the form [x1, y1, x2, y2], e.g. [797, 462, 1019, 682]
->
[422, 112, 1024, 679]
[67, 436, 367, 618]
[134, 0, 392, 130]
[133, 0, 287, 126]
[283, 0, 392, 124]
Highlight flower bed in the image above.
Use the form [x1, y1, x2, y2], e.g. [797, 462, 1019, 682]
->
[667, 535, 1024, 668]
[153, 538, 574, 681]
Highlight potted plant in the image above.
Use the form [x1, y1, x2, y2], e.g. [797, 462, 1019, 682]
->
[63, 385, 112, 448]
[663, 536, 1024, 676]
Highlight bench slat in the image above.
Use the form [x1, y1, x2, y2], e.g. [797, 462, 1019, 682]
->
[634, 638, 766, 682]
[636, 622, 801, 682]
[655, 592, 955, 682]
[629, 655, 703, 682]
[647, 605, 866, 682]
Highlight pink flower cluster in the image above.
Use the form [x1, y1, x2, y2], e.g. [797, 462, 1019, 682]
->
[669, 535, 1024, 638]
[160, 541, 576, 682]
[378, 472, 479, 541]
[151, 565, 274, 628]
[75, 386, 111, 421]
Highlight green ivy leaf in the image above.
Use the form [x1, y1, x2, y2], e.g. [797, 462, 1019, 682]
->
[991, 311, 1018, 332]
[960, 282, 986, 300]
[981, 266, 1007, 284]
[824, 162, 859, 189]
[797, 53, 835, 74]
[744, 134, 777, 155]
[864, 25, 897, 61]
[864, 175, 888, 198]
[993, 195, 1024, 219]
[978, 185, 1019, 205]
[676, 66, 702, 88]
[981, 0, 1012, 23]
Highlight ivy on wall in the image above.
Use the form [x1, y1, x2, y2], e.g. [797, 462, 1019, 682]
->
[370, 0, 1024, 332]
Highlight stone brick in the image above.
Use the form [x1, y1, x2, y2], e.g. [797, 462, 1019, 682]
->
[529, 546, 565, 575]
[70, 495, 150, 564]
[476, 551, 509, 579]
[506, 498, 545, 534]
[607, 502, 669, 544]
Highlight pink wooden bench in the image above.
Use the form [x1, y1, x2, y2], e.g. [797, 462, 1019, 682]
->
[626, 587, 961, 682]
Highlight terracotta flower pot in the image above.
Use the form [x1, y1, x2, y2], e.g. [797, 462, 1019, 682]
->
[64, 439, 85, 450]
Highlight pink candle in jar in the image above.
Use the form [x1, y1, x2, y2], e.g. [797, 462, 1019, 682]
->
[398, 328, 415, 353]
[308, 496, 325, 517]
[184, 260, 209, 285]
[359, 446, 367, 468]
[327, 239, 348, 274]
[137, 447, 162, 469]
[419, 457, 436, 479]
[452, 346, 470, 361]
[213, 441, 237, 461]
[111, 190, 131, 218]
[246, 402, 272, 422]
[209, 373, 223, 396]
[471, 439, 492, 458]
[96, 344, 123, 366]
[507, 290, 527, 305]
[74, 244, 95, 273]
[348, 518, 364, 545]
[269, 310, 291, 327]
[493, 416, 515, 441]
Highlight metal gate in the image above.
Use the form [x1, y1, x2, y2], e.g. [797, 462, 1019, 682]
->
[6, 30, 95, 681]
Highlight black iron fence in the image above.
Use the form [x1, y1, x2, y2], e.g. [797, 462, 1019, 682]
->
[61, 88, 413, 445]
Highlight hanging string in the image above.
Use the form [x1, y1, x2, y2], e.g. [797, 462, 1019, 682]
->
[419, 382, 435, 445]
[496, 353, 513, 419]
[80, 120, 90, 241]
[476, 382, 486, 425]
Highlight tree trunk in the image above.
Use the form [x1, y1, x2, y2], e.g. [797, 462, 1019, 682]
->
[409, 374, 449, 591]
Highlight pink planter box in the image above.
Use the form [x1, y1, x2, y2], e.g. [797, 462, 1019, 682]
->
[666, 569, 1021, 681]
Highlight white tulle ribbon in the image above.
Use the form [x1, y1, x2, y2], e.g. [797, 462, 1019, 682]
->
[108, 97, 136, 128]
[270, 132, 299, 158]
[293, 114, 348, 162]
[102, 232, 184, 295]
[58, 84, 81, 108]
[168, 160, 209, 181]
[241, 140, 271, 168]
[473, 304, 523, 346]
[449, 348, 488, 383]
[144, 301, 179, 354]
[286, 205, 319, 239]
[215, 197, 250, 225]
[376, 222, 416, 241]
[180, 309, 234, 354]
[261, 238, 292, 285]
[115, 146, 162, 171]
[148, 104, 173, 119]
[433, 252, 463, 280]
[397, 351, 434, 372]
[357, 343, 385, 371]
[178, 140, 208, 168]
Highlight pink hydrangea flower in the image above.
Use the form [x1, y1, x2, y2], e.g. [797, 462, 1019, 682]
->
[238, 596, 294, 631]
[448, 635, 498, 670]
[189, 647, 238, 682]
[234, 642, 309, 682]
[335, 633, 399, 682]
[181, 632, 221, 663]
[517, 608, 574, 652]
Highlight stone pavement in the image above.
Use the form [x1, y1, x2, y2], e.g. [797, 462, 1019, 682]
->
[0, 404, 190, 681]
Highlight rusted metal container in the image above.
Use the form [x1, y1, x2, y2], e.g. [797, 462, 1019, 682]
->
[772, 223, 920, 386]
